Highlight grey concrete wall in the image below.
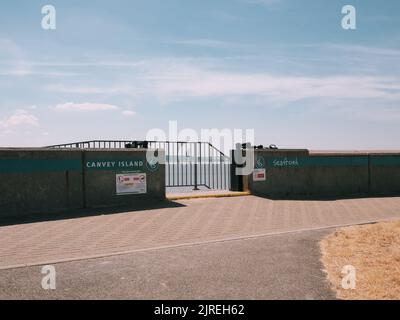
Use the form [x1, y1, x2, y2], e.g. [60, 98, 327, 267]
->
[369, 153, 400, 195]
[0, 149, 83, 217]
[83, 149, 165, 208]
[249, 150, 400, 198]
[0, 148, 165, 218]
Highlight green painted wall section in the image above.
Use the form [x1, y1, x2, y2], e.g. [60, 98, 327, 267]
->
[262, 156, 367, 168]
[0, 157, 157, 173]
[250, 150, 400, 197]
[257, 155, 400, 168]
[0, 159, 82, 173]
[1, 155, 399, 174]
[370, 156, 400, 166]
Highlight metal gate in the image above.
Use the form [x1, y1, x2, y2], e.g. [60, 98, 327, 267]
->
[47, 140, 231, 190]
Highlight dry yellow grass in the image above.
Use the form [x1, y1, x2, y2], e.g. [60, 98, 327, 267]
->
[320, 221, 400, 300]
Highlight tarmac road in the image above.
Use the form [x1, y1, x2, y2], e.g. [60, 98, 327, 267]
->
[0, 228, 336, 300]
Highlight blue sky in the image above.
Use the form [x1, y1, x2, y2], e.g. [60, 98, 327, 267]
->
[0, 0, 399, 149]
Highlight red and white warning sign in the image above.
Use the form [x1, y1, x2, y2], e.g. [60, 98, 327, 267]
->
[116, 173, 147, 195]
[253, 169, 266, 182]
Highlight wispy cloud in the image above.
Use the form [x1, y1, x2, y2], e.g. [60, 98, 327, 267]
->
[53, 102, 120, 112]
[43, 58, 400, 105]
[121, 110, 136, 117]
[0, 109, 40, 128]
[6, 41, 398, 88]
[0, 38, 31, 77]
[0, 58, 145, 78]
[149, 66, 400, 103]
[323, 43, 400, 57]
[0, 70, 83, 77]
[172, 39, 240, 49]
[208, 10, 242, 22]
[240, 0, 282, 6]
[0, 60, 147, 68]
[45, 84, 137, 95]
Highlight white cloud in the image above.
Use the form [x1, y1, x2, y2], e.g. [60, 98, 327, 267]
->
[325, 44, 400, 57]
[209, 11, 242, 22]
[53, 102, 120, 112]
[173, 39, 239, 49]
[42, 56, 400, 105]
[0, 66, 82, 78]
[0, 109, 40, 128]
[1, 60, 146, 68]
[121, 110, 136, 117]
[240, 0, 282, 6]
[45, 84, 139, 97]
[0, 39, 31, 77]
[0, 70, 32, 76]
[144, 63, 400, 103]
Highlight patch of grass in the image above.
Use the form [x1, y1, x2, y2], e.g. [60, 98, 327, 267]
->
[320, 221, 400, 300]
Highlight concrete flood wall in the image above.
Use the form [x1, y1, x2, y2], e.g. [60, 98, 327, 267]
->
[249, 149, 400, 198]
[369, 154, 400, 195]
[0, 148, 165, 218]
[0, 149, 84, 217]
[83, 150, 165, 208]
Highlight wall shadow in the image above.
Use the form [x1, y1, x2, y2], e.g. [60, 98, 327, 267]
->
[0, 200, 186, 227]
[252, 192, 400, 201]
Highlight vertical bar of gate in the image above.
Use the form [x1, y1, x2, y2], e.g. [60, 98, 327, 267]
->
[166, 142, 171, 186]
[190, 143, 193, 186]
[208, 144, 211, 188]
[225, 157, 229, 190]
[177, 143, 180, 186]
[224, 157, 227, 190]
[217, 148, 220, 189]
[181, 143, 184, 186]
[172, 143, 175, 186]
[185, 143, 188, 186]
[223, 155, 226, 190]
[212, 148, 216, 189]
[193, 142, 199, 190]
[220, 153, 223, 190]
[199, 142, 202, 187]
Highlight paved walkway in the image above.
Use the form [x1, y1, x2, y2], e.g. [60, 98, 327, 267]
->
[0, 196, 400, 270]
[0, 229, 336, 299]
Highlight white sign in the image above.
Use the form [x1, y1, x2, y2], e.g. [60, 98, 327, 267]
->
[116, 173, 147, 195]
[253, 169, 266, 181]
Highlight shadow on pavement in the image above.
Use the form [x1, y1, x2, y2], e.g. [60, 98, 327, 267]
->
[252, 192, 400, 201]
[0, 200, 186, 227]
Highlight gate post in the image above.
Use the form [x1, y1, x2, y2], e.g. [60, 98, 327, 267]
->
[230, 149, 242, 191]
[230, 147, 250, 192]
